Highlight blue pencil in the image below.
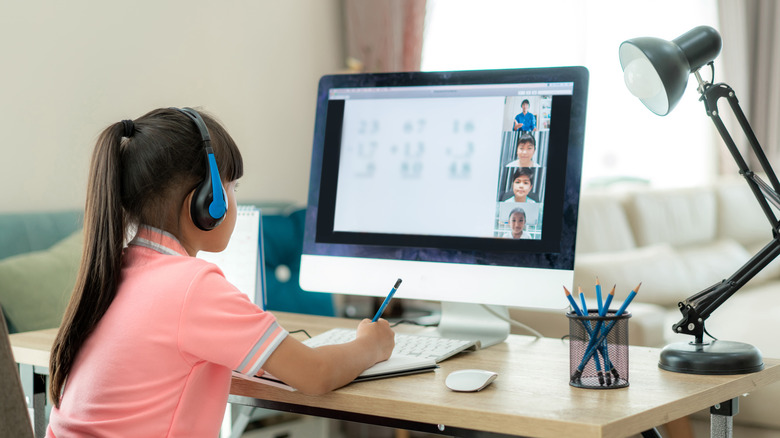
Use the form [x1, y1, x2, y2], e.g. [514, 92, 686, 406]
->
[563, 286, 583, 316]
[601, 285, 615, 317]
[372, 278, 402, 322]
[593, 285, 615, 382]
[612, 282, 641, 319]
[595, 277, 603, 314]
[578, 286, 588, 315]
[584, 285, 614, 358]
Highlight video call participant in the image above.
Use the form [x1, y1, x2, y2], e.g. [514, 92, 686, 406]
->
[505, 134, 539, 168]
[503, 167, 536, 203]
[503, 207, 533, 239]
[512, 99, 536, 133]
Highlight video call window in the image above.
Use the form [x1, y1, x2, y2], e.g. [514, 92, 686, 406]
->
[493, 95, 552, 241]
[318, 80, 574, 257]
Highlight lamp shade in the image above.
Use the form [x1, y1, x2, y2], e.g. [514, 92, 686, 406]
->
[619, 26, 722, 116]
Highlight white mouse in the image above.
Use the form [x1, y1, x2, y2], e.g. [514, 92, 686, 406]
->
[445, 369, 498, 392]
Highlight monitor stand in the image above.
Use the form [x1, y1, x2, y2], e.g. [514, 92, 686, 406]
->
[437, 301, 510, 348]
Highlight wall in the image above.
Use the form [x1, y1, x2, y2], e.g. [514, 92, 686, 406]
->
[0, 1, 345, 213]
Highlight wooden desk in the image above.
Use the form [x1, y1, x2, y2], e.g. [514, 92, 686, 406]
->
[11, 312, 780, 438]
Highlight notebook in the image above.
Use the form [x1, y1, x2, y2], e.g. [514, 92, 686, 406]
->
[239, 354, 437, 392]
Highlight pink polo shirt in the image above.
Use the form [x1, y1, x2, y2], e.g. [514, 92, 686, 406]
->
[47, 227, 288, 437]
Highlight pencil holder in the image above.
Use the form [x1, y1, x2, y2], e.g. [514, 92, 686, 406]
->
[567, 310, 631, 389]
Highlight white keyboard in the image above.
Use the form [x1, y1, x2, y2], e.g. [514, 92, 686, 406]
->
[303, 328, 478, 362]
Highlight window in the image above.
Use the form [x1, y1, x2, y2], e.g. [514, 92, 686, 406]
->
[422, 0, 720, 188]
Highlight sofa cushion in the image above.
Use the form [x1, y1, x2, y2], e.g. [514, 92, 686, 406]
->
[715, 178, 775, 247]
[573, 243, 693, 307]
[745, 241, 780, 285]
[0, 211, 82, 260]
[624, 187, 717, 248]
[0, 230, 82, 333]
[576, 192, 636, 253]
[676, 239, 754, 291]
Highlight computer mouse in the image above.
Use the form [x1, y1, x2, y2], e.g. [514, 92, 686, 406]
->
[445, 369, 498, 392]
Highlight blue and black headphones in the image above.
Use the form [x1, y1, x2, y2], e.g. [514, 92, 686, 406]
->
[172, 107, 228, 231]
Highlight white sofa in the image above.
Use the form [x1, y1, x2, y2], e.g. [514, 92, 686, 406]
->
[511, 176, 780, 434]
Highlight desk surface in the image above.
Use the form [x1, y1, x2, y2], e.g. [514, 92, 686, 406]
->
[11, 312, 780, 438]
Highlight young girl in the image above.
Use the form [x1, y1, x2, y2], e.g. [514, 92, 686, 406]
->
[47, 107, 395, 437]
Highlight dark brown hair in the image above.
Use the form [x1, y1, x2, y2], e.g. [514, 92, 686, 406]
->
[511, 167, 535, 185]
[49, 108, 242, 407]
[516, 133, 536, 149]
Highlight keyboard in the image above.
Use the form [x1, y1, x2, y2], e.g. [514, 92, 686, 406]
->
[303, 327, 478, 363]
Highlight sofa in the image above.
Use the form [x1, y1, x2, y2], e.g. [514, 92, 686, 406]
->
[513, 175, 780, 436]
[0, 204, 334, 336]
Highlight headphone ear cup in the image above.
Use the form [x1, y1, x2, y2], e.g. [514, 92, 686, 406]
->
[190, 148, 227, 231]
[190, 177, 224, 231]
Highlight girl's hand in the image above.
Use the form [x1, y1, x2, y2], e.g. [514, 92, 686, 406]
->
[262, 317, 396, 395]
[356, 318, 395, 364]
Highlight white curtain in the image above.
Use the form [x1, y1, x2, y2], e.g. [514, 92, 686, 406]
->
[718, 0, 780, 173]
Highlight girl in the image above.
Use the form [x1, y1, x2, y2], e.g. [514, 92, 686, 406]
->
[504, 207, 532, 239]
[47, 107, 395, 437]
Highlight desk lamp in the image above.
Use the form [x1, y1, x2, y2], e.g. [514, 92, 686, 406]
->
[619, 25, 776, 375]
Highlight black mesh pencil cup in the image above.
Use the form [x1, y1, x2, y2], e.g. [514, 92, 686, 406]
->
[567, 310, 631, 389]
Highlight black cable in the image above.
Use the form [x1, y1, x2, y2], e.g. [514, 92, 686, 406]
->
[703, 326, 719, 341]
[708, 61, 715, 84]
[289, 329, 312, 339]
[389, 319, 438, 328]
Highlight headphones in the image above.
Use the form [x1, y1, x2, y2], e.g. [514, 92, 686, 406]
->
[172, 107, 228, 231]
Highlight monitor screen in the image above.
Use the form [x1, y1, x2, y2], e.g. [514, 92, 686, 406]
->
[301, 67, 588, 313]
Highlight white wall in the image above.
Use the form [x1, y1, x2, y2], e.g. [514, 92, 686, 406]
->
[0, 1, 345, 213]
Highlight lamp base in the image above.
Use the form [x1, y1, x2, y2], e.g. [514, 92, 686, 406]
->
[659, 340, 764, 375]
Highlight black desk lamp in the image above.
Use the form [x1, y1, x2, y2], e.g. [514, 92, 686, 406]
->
[619, 25, 777, 375]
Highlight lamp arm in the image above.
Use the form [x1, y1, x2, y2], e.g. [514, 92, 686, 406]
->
[699, 81, 780, 228]
[671, 80, 780, 344]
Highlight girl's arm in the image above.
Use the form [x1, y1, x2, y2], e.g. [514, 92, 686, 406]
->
[261, 318, 395, 395]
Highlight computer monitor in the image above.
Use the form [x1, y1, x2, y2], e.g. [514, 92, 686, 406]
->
[300, 67, 588, 347]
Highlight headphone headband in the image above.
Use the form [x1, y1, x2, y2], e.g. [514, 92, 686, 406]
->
[176, 107, 212, 146]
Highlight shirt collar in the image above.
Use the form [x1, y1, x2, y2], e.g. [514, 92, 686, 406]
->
[129, 226, 189, 256]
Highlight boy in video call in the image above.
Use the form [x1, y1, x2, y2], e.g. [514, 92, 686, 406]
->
[503, 167, 536, 203]
[506, 134, 539, 168]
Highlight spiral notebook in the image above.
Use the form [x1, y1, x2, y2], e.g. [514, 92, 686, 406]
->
[197, 205, 264, 304]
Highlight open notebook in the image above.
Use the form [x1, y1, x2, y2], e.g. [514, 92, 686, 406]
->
[236, 353, 437, 392]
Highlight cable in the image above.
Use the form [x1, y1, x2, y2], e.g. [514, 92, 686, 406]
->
[480, 304, 544, 339]
[288, 329, 312, 339]
[390, 319, 438, 328]
[703, 326, 719, 341]
[708, 61, 715, 84]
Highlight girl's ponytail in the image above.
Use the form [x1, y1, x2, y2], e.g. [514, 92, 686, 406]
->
[49, 122, 126, 407]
